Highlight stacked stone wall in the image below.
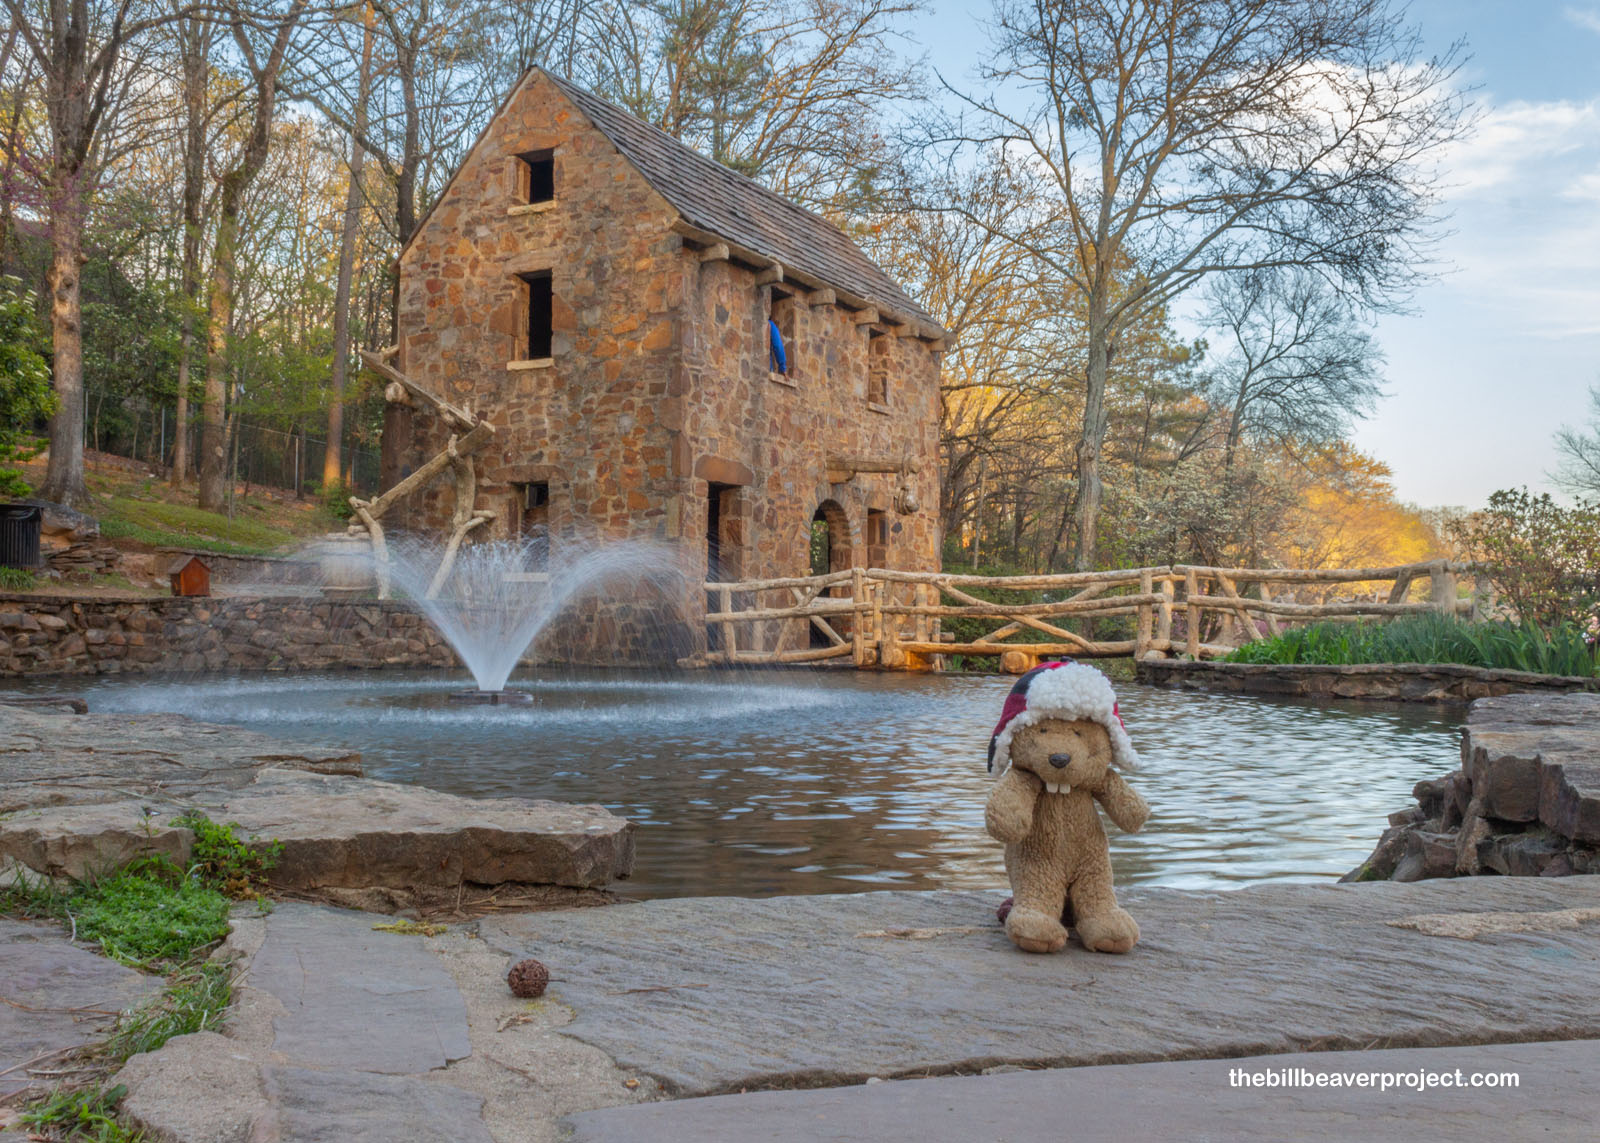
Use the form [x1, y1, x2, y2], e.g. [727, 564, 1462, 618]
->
[0, 594, 455, 678]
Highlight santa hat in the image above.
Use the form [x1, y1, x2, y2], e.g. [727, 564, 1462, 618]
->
[986, 661, 1139, 776]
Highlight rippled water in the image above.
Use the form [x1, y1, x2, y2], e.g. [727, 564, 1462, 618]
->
[8, 669, 1462, 898]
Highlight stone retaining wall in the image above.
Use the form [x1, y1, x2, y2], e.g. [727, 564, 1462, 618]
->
[0, 593, 456, 677]
[1136, 658, 1600, 703]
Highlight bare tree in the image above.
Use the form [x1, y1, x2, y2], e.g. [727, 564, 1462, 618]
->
[1201, 267, 1382, 471]
[1553, 383, 1600, 498]
[168, 6, 211, 487]
[589, 0, 925, 211]
[2, 0, 181, 507]
[929, 0, 1469, 568]
[198, 0, 307, 511]
[323, 0, 373, 491]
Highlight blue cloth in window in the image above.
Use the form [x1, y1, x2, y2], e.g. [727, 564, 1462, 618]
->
[769, 319, 788, 374]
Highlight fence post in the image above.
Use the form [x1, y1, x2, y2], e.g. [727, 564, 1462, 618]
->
[1136, 569, 1153, 658]
[1471, 573, 1495, 622]
[719, 586, 734, 663]
[1157, 577, 1174, 650]
[1185, 567, 1201, 659]
[1429, 561, 1458, 618]
[852, 568, 867, 666]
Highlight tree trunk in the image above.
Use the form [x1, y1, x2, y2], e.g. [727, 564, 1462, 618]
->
[171, 17, 209, 487]
[1069, 309, 1113, 572]
[325, 5, 372, 490]
[198, 200, 238, 512]
[39, 177, 87, 507]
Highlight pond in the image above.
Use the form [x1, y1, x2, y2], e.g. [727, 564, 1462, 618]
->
[10, 669, 1462, 899]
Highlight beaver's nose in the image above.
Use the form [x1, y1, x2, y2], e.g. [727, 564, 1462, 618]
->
[1048, 753, 1072, 770]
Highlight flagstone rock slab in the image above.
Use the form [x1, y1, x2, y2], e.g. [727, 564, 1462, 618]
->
[0, 917, 162, 1098]
[483, 876, 1600, 1096]
[564, 1038, 1600, 1143]
[0, 706, 361, 813]
[247, 904, 472, 1075]
[215, 770, 635, 891]
[256, 1067, 498, 1143]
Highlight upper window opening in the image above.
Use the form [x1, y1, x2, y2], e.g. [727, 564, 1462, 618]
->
[520, 149, 554, 203]
[868, 330, 889, 405]
[521, 271, 553, 359]
[771, 293, 797, 377]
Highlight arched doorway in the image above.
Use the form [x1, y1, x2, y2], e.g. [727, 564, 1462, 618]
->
[810, 501, 852, 646]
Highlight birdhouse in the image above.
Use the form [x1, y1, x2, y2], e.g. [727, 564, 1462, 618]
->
[168, 554, 211, 598]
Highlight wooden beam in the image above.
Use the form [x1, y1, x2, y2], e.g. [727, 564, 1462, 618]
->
[359, 350, 476, 432]
[755, 265, 785, 286]
[698, 243, 731, 263]
[352, 420, 495, 521]
[853, 308, 880, 326]
[807, 288, 836, 307]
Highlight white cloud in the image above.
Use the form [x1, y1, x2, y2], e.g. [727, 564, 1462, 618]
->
[1564, 7, 1600, 34]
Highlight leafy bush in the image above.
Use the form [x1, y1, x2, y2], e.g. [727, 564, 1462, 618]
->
[0, 276, 56, 498]
[1448, 489, 1600, 630]
[1227, 613, 1599, 678]
[315, 479, 356, 521]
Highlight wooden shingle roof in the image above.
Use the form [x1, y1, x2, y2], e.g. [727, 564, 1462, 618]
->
[539, 70, 941, 334]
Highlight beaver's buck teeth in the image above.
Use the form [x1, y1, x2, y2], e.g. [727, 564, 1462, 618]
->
[1043, 782, 1071, 795]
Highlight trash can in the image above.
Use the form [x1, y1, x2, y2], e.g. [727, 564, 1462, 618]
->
[0, 504, 42, 570]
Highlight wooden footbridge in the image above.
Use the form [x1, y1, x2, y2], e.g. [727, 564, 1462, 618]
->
[688, 560, 1490, 671]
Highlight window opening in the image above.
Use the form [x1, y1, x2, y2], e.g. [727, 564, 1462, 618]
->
[868, 331, 889, 405]
[519, 149, 554, 203]
[521, 271, 553, 359]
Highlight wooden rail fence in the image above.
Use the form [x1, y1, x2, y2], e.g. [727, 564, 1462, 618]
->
[689, 560, 1491, 671]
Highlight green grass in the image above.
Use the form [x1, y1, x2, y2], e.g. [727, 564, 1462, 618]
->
[19, 1083, 146, 1142]
[105, 961, 233, 1062]
[98, 496, 301, 556]
[3, 859, 231, 969]
[66, 860, 232, 968]
[0, 565, 37, 590]
[1226, 614, 1600, 678]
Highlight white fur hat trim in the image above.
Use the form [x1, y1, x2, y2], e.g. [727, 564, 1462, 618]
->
[987, 661, 1139, 777]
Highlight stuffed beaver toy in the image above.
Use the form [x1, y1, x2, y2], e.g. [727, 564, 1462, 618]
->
[985, 661, 1149, 954]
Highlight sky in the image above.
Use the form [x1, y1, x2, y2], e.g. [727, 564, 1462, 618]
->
[911, 1, 1600, 509]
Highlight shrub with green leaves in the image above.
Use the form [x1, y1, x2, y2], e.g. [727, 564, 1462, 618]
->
[1448, 489, 1600, 630]
[175, 810, 282, 898]
[0, 276, 56, 498]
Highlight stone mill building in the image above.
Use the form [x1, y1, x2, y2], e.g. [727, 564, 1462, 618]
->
[384, 67, 944, 658]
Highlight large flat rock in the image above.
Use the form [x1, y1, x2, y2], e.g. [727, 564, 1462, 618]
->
[1, 705, 634, 892]
[215, 770, 635, 892]
[565, 1038, 1600, 1143]
[1465, 693, 1600, 843]
[0, 917, 162, 1097]
[483, 877, 1600, 1096]
[248, 904, 472, 1074]
[0, 706, 360, 813]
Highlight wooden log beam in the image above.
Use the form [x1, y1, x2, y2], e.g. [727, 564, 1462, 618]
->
[898, 639, 1138, 658]
[352, 421, 496, 523]
[359, 349, 476, 432]
[1178, 562, 1458, 585]
[866, 567, 1155, 589]
[825, 456, 921, 475]
[1185, 596, 1448, 618]
[698, 243, 731, 263]
[1213, 572, 1260, 643]
[705, 570, 854, 592]
[352, 505, 390, 600]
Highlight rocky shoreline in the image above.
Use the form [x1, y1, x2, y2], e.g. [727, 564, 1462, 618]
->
[1136, 658, 1600, 703]
[1345, 693, 1600, 882]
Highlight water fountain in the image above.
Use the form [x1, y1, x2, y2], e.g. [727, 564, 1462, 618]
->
[382, 533, 687, 700]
